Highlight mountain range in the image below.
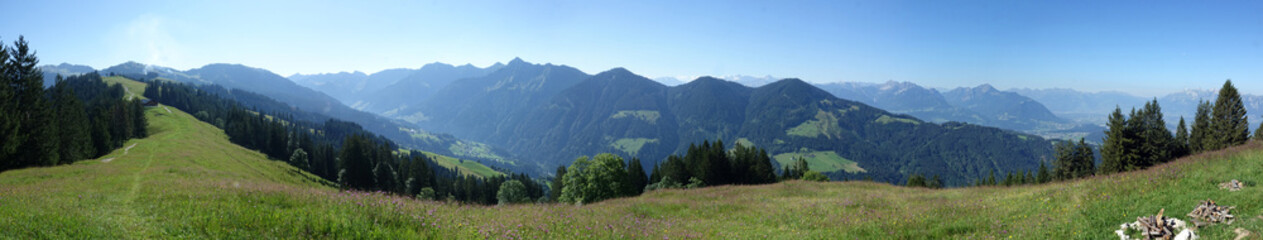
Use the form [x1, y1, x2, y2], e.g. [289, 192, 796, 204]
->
[49, 59, 1250, 185]
[290, 59, 1056, 185]
[53, 61, 534, 175]
[1013, 87, 1263, 133]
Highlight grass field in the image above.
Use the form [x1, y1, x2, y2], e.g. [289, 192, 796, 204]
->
[2, 90, 1262, 238]
[773, 150, 866, 173]
[103, 76, 149, 100]
[417, 150, 505, 178]
[610, 138, 659, 156]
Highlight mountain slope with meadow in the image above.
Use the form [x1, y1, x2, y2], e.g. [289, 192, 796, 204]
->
[2, 96, 1257, 238]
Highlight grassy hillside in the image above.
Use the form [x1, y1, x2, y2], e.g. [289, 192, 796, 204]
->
[415, 150, 504, 178]
[103, 76, 149, 100]
[1, 93, 1261, 238]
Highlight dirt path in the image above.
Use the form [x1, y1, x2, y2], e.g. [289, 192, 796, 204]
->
[123, 85, 137, 100]
[163, 106, 172, 114]
[101, 143, 138, 163]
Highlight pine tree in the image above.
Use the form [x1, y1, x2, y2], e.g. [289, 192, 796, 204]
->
[1137, 99, 1173, 168]
[1173, 117, 1190, 158]
[1072, 139, 1096, 178]
[549, 166, 566, 202]
[8, 36, 59, 167]
[624, 158, 647, 196]
[0, 39, 18, 169]
[51, 79, 93, 163]
[1208, 80, 1249, 150]
[1099, 107, 1129, 174]
[1190, 100, 1211, 153]
[986, 170, 997, 185]
[906, 173, 926, 187]
[1036, 162, 1051, 183]
[1256, 118, 1263, 141]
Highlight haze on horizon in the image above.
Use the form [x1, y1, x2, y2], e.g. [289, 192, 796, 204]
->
[2, 0, 1261, 96]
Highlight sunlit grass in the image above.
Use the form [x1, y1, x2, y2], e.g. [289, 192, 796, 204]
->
[1, 98, 1260, 238]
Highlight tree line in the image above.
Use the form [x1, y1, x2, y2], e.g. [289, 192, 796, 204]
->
[553, 140, 827, 205]
[144, 79, 544, 205]
[963, 79, 1257, 188]
[1100, 80, 1253, 175]
[1, 37, 148, 171]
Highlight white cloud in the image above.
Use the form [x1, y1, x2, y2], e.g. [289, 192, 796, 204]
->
[109, 14, 186, 68]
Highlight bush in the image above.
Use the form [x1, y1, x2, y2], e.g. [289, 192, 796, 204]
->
[416, 187, 435, 200]
[497, 180, 530, 205]
[801, 171, 829, 182]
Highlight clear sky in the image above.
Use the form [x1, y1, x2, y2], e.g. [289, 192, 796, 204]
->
[2, 0, 1260, 96]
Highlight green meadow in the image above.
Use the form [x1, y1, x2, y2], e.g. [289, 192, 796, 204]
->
[1, 99, 1261, 239]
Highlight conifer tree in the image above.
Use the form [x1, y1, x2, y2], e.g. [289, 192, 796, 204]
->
[1099, 107, 1128, 174]
[549, 166, 566, 202]
[624, 157, 647, 196]
[1173, 117, 1190, 158]
[1036, 162, 1051, 183]
[1208, 80, 1249, 150]
[906, 173, 927, 187]
[0, 40, 17, 168]
[51, 79, 93, 162]
[1136, 99, 1173, 168]
[7, 37, 59, 166]
[1190, 100, 1212, 153]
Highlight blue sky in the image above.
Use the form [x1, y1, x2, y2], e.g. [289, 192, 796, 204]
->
[1, 0, 1260, 96]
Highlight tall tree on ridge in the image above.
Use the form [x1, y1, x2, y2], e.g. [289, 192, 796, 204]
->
[1208, 79, 1249, 151]
[1099, 107, 1129, 174]
[1190, 100, 1212, 153]
[7, 37, 59, 166]
[1173, 116, 1190, 158]
[0, 38, 18, 168]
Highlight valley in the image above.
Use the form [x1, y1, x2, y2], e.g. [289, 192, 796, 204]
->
[1, 98, 1258, 238]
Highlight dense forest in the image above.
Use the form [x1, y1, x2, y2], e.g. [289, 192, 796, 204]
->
[1, 37, 148, 172]
[144, 78, 544, 205]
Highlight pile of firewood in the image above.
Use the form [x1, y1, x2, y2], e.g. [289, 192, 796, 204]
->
[1187, 199, 1235, 227]
[1218, 179, 1244, 191]
[1116, 209, 1196, 240]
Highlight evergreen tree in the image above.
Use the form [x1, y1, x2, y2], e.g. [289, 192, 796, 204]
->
[549, 166, 566, 202]
[1136, 99, 1173, 168]
[0, 40, 17, 168]
[1208, 80, 1249, 150]
[906, 173, 927, 187]
[1054, 139, 1095, 180]
[986, 170, 996, 185]
[624, 158, 647, 196]
[928, 175, 943, 189]
[1190, 101, 1212, 153]
[1173, 117, 1190, 158]
[1099, 107, 1128, 174]
[1256, 118, 1263, 141]
[1036, 162, 1051, 183]
[51, 79, 93, 162]
[337, 135, 375, 190]
[8, 37, 59, 167]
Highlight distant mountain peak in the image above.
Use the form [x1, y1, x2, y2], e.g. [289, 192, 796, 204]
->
[508, 57, 528, 66]
[597, 67, 635, 77]
[976, 84, 997, 92]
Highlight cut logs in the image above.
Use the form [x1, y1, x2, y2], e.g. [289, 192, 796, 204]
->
[1218, 179, 1244, 191]
[1117, 208, 1197, 240]
[1186, 199, 1235, 227]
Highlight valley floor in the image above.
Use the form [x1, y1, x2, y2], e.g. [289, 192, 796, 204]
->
[1, 102, 1261, 239]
